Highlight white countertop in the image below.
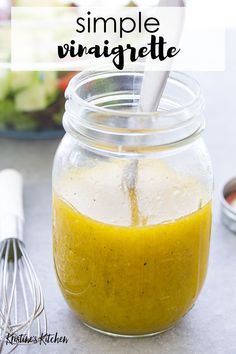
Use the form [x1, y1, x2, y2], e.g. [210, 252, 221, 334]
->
[0, 30, 236, 354]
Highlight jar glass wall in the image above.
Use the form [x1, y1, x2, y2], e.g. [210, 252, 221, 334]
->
[52, 71, 213, 337]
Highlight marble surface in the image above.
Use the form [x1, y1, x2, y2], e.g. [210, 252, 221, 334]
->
[1, 31, 236, 354]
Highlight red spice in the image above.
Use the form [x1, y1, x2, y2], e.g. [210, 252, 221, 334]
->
[226, 191, 236, 206]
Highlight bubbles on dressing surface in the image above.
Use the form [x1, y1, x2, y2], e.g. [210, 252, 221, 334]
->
[54, 159, 209, 226]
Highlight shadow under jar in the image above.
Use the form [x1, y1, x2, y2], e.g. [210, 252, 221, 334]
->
[52, 71, 213, 337]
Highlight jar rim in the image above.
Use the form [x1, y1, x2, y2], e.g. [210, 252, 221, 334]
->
[64, 70, 205, 156]
[66, 70, 203, 118]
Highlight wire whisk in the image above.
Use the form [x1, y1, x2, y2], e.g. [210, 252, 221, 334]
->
[0, 170, 47, 353]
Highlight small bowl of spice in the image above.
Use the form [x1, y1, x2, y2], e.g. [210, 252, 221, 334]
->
[221, 177, 236, 233]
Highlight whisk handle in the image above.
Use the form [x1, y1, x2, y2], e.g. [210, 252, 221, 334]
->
[0, 169, 24, 241]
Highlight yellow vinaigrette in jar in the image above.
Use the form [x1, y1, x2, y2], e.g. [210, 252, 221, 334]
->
[53, 160, 212, 336]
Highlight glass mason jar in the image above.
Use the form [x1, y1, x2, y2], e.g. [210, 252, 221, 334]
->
[52, 71, 213, 337]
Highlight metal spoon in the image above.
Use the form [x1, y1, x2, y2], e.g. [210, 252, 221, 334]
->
[123, 0, 185, 224]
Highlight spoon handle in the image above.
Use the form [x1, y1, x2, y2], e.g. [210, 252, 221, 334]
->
[139, 0, 185, 112]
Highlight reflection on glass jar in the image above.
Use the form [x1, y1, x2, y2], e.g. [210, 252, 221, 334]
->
[52, 71, 213, 337]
